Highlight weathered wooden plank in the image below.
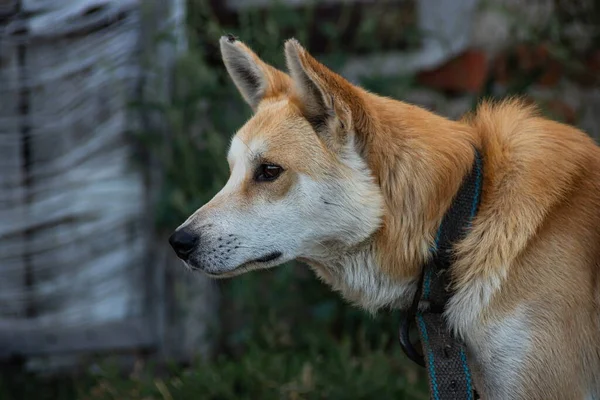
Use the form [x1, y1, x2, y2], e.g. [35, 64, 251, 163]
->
[20, 4, 147, 331]
[225, 0, 407, 10]
[20, 0, 71, 13]
[0, 1, 156, 362]
[0, 318, 155, 357]
[0, 28, 27, 320]
[0, 0, 17, 16]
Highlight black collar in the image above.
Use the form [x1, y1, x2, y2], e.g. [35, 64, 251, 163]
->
[399, 148, 483, 399]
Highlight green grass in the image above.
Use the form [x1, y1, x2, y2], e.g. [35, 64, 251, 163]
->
[77, 339, 427, 400]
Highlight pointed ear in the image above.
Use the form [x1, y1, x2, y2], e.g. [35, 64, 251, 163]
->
[284, 38, 354, 149]
[220, 35, 291, 111]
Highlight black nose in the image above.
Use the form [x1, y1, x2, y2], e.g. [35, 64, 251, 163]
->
[169, 229, 199, 260]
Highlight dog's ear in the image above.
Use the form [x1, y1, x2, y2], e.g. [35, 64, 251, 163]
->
[284, 38, 354, 150]
[220, 35, 291, 111]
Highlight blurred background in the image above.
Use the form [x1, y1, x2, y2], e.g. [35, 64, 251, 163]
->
[0, 0, 598, 399]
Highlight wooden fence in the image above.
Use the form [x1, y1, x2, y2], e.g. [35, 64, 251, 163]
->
[0, 0, 218, 369]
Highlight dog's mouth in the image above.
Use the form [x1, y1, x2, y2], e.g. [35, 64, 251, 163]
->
[204, 251, 283, 278]
[251, 251, 282, 264]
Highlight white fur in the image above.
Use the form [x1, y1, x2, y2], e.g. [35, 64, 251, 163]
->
[443, 268, 525, 399]
[464, 306, 531, 399]
[445, 271, 506, 339]
[299, 137, 418, 311]
[309, 247, 417, 312]
[225, 136, 257, 190]
[303, 136, 384, 248]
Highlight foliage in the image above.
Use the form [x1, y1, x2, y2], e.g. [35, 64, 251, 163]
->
[78, 337, 426, 400]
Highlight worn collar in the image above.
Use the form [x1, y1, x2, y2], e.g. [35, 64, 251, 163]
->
[399, 147, 483, 399]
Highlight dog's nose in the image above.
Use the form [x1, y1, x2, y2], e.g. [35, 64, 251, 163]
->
[169, 229, 199, 260]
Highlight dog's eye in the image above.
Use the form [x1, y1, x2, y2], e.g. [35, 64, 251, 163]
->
[255, 164, 283, 182]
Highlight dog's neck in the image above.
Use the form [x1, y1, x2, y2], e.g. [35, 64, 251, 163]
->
[305, 98, 479, 312]
[301, 241, 418, 312]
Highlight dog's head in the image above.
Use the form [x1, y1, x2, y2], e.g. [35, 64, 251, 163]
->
[169, 37, 384, 277]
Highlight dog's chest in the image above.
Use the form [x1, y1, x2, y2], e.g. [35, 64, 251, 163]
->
[310, 250, 533, 397]
[457, 306, 531, 399]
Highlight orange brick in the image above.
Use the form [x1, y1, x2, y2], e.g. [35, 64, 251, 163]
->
[417, 50, 489, 94]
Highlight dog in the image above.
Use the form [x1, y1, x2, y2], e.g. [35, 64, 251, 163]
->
[168, 36, 600, 399]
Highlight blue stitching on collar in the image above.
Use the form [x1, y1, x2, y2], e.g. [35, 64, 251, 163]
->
[417, 313, 440, 400]
[460, 348, 474, 399]
[470, 151, 483, 220]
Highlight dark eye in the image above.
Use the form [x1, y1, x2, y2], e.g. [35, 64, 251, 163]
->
[255, 164, 283, 182]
